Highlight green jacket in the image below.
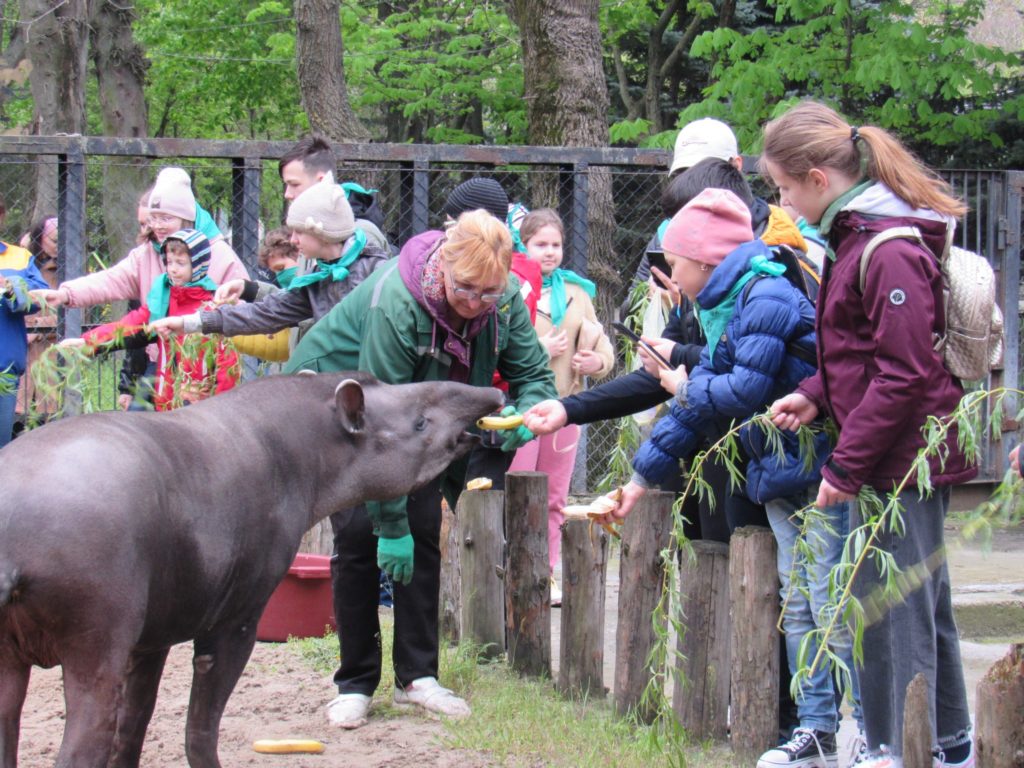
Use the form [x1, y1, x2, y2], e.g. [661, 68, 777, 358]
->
[286, 257, 556, 536]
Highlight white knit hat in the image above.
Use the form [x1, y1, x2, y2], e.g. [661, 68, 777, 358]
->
[286, 172, 355, 244]
[148, 167, 197, 221]
[669, 118, 740, 176]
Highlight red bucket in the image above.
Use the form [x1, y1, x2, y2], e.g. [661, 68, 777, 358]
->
[256, 554, 336, 642]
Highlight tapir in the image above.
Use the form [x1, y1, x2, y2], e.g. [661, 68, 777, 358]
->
[0, 372, 503, 768]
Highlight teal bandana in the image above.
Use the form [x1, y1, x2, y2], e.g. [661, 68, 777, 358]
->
[697, 255, 786, 363]
[288, 229, 367, 291]
[145, 273, 218, 322]
[275, 265, 298, 290]
[542, 268, 596, 328]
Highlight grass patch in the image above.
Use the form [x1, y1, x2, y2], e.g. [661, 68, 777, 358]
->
[287, 614, 734, 768]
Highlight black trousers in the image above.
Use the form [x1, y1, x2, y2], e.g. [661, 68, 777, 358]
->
[329, 475, 444, 694]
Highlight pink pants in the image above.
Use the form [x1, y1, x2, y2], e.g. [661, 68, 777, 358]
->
[509, 423, 581, 570]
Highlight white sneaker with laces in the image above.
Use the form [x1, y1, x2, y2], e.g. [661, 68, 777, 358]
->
[847, 730, 869, 766]
[855, 749, 902, 768]
[394, 676, 470, 717]
[933, 742, 975, 768]
[325, 692, 372, 729]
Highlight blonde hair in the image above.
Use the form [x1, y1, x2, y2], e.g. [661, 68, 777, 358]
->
[761, 101, 967, 218]
[519, 208, 564, 246]
[442, 209, 512, 288]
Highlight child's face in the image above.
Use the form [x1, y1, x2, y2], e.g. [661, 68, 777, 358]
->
[164, 245, 193, 287]
[667, 251, 712, 302]
[289, 228, 329, 261]
[525, 224, 563, 277]
[266, 249, 298, 274]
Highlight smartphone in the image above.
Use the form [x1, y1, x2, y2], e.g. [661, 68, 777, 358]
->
[647, 250, 671, 280]
[611, 321, 672, 370]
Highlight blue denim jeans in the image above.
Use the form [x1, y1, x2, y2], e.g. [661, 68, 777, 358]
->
[0, 391, 17, 448]
[767, 490, 862, 734]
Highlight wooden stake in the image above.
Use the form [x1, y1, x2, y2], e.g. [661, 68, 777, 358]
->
[505, 471, 551, 678]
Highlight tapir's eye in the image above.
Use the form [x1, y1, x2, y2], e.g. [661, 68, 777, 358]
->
[414, 416, 428, 432]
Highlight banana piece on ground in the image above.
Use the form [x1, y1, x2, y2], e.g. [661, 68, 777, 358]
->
[476, 414, 524, 430]
[253, 739, 326, 754]
[466, 477, 493, 491]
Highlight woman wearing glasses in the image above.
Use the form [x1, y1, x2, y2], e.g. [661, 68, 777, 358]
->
[285, 209, 556, 730]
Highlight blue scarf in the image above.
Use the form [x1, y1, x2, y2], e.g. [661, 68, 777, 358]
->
[697, 255, 786, 363]
[542, 268, 596, 328]
[287, 230, 366, 291]
[145, 274, 218, 322]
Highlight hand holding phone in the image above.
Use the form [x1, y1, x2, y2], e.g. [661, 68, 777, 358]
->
[612, 321, 672, 370]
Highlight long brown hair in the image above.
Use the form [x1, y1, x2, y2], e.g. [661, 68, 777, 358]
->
[760, 101, 966, 217]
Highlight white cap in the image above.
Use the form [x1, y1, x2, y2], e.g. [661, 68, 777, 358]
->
[669, 118, 740, 176]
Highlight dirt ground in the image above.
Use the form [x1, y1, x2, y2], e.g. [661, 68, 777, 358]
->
[16, 641, 495, 768]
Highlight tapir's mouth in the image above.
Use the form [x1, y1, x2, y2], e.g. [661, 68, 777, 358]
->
[458, 431, 481, 446]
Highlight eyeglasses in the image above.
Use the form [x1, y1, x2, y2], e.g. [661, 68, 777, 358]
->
[148, 213, 181, 227]
[445, 267, 503, 304]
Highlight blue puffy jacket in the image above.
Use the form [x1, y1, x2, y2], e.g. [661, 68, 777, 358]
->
[632, 239, 824, 500]
[0, 241, 48, 378]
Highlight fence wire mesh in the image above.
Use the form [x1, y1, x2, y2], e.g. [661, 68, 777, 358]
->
[0, 144, 1019, 486]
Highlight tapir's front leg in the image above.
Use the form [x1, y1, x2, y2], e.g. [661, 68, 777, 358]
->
[184, 623, 259, 768]
[108, 647, 171, 768]
[0, 656, 30, 768]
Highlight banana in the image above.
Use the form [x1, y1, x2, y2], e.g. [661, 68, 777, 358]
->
[252, 739, 326, 754]
[466, 477, 493, 491]
[476, 414, 524, 431]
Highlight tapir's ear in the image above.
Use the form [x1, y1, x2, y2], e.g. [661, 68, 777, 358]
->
[335, 379, 365, 435]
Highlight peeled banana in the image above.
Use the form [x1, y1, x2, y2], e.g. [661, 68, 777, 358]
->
[466, 477, 493, 491]
[252, 739, 326, 754]
[476, 414, 524, 430]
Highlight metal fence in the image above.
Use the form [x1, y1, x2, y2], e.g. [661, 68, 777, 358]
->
[0, 136, 1019, 485]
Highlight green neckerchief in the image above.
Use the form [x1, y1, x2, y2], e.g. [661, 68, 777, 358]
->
[340, 182, 377, 199]
[697, 255, 786, 363]
[287, 229, 367, 291]
[145, 274, 218, 322]
[275, 265, 298, 290]
[816, 180, 872, 261]
[542, 268, 596, 328]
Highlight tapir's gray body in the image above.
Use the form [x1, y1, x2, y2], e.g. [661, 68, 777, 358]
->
[0, 372, 502, 768]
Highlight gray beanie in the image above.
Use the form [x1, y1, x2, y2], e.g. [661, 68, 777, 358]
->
[286, 172, 355, 243]
[443, 177, 509, 221]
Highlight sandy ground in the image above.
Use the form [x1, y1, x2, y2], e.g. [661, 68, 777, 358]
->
[15, 641, 494, 767]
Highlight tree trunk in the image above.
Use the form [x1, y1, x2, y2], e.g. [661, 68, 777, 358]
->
[21, 0, 88, 221]
[294, 0, 369, 143]
[89, 0, 150, 261]
[508, 0, 617, 315]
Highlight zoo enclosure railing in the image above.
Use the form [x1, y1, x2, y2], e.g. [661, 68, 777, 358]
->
[0, 136, 1019, 483]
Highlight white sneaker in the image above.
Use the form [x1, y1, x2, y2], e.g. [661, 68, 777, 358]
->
[933, 742, 975, 768]
[855, 751, 902, 768]
[550, 576, 562, 607]
[393, 676, 470, 717]
[847, 730, 869, 766]
[326, 693, 372, 729]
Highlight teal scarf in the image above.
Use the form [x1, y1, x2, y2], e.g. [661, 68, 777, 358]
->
[145, 274, 218, 322]
[275, 265, 298, 290]
[288, 230, 366, 291]
[542, 268, 596, 328]
[697, 255, 786, 363]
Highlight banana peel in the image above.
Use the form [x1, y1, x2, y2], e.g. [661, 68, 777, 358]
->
[476, 414, 524, 431]
[561, 487, 623, 538]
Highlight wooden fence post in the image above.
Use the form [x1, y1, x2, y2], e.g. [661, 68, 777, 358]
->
[728, 526, 779, 756]
[458, 489, 505, 659]
[903, 673, 932, 768]
[976, 643, 1024, 768]
[613, 490, 674, 721]
[505, 471, 551, 678]
[558, 519, 609, 699]
[674, 540, 731, 741]
[439, 498, 461, 645]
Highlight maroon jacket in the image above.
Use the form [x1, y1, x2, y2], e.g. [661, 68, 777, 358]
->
[798, 186, 977, 495]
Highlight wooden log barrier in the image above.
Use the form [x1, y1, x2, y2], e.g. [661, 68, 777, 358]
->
[558, 519, 609, 699]
[903, 672, 932, 768]
[976, 643, 1024, 768]
[728, 525, 779, 756]
[674, 539, 731, 741]
[613, 489, 674, 722]
[458, 489, 505, 659]
[505, 471, 551, 678]
[439, 498, 461, 645]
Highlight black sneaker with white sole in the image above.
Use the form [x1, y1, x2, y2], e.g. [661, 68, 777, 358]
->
[756, 727, 838, 768]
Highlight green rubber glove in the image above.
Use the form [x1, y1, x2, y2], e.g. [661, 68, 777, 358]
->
[377, 534, 414, 585]
[497, 404, 534, 453]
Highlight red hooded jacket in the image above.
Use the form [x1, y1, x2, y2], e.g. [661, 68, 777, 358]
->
[797, 184, 977, 495]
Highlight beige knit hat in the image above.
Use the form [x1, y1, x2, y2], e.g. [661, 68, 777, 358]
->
[286, 172, 355, 244]
[148, 167, 197, 221]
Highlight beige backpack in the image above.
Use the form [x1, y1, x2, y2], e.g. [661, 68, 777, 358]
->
[859, 226, 1004, 382]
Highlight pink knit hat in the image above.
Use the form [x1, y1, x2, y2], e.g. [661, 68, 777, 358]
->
[661, 188, 753, 266]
